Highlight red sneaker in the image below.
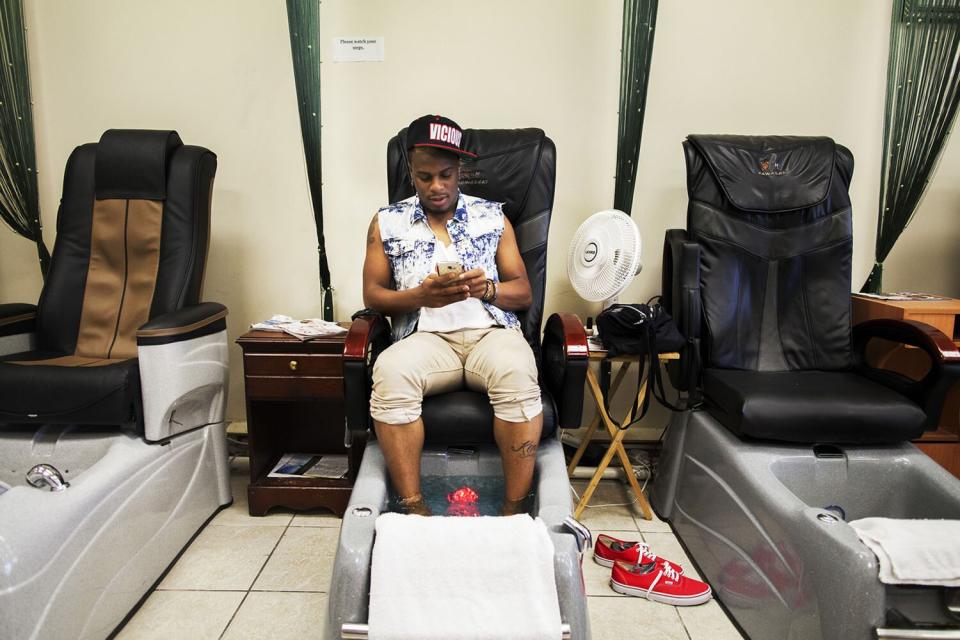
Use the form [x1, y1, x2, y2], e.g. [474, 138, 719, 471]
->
[611, 560, 712, 606]
[593, 534, 681, 572]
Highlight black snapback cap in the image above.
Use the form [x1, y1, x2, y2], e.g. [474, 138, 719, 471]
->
[407, 114, 476, 158]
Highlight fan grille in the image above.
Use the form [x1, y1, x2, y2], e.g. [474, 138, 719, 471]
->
[567, 210, 641, 302]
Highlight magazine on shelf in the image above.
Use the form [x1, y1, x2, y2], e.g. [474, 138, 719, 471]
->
[856, 292, 950, 302]
[250, 314, 347, 340]
[268, 453, 349, 479]
[249, 314, 291, 332]
[587, 335, 606, 353]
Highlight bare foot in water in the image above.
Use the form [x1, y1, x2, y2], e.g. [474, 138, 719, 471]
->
[500, 497, 526, 516]
[398, 493, 432, 516]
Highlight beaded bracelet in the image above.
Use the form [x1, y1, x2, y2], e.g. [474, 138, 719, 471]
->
[482, 278, 495, 302]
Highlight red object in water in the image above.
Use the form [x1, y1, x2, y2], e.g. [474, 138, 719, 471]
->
[445, 485, 480, 517]
[447, 486, 479, 504]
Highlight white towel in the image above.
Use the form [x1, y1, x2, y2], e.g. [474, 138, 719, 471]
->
[368, 513, 563, 640]
[849, 517, 960, 586]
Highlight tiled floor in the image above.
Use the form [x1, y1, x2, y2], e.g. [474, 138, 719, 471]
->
[116, 458, 744, 640]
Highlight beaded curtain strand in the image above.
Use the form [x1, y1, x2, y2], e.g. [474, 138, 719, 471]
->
[613, 0, 659, 217]
[0, 0, 49, 277]
[864, 0, 960, 293]
[287, 0, 334, 319]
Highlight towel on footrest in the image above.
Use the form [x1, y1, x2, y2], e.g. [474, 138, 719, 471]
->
[368, 513, 563, 640]
[849, 517, 960, 586]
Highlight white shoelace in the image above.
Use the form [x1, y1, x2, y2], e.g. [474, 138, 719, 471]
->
[635, 543, 657, 564]
[646, 561, 682, 596]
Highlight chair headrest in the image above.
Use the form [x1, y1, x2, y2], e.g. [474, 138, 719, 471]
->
[95, 129, 183, 200]
[686, 135, 837, 213]
[388, 128, 549, 222]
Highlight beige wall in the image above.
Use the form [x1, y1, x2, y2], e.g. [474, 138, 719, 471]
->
[1, 0, 957, 429]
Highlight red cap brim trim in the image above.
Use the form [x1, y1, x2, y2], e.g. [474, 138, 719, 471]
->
[412, 142, 477, 158]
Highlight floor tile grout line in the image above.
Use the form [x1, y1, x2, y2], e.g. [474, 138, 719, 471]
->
[254, 514, 296, 583]
[152, 588, 248, 593]
[218, 510, 296, 639]
[674, 605, 694, 640]
[216, 591, 251, 640]
[249, 589, 330, 596]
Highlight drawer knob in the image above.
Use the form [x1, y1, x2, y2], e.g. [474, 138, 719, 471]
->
[289, 359, 298, 371]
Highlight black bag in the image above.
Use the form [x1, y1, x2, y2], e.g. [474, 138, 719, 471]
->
[596, 302, 684, 358]
[595, 301, 686, 428]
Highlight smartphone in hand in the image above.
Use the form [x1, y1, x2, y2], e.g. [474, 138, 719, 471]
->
[436, 261, 464, 276]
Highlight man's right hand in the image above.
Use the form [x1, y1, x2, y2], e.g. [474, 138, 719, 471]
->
[418, 273, 470, 308]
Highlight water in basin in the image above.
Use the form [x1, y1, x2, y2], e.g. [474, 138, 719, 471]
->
[387, 474, 533, 516]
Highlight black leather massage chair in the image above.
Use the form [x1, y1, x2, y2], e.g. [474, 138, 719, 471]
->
[652, 135, 960, 640]
[325, 128, 593, 639]
[0, 130, 231, 640]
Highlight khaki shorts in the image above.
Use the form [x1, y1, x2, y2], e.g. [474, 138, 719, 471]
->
[370, 327, 542, 425]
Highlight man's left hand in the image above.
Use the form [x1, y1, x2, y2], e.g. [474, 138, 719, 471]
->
[460, 268, 488, 299]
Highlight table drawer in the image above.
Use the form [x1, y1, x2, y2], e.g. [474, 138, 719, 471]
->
[244, 375, 344, 399]
[243, 353, 342, 377]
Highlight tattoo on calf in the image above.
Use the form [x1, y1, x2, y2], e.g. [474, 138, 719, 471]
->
[511, 440, 538, 458]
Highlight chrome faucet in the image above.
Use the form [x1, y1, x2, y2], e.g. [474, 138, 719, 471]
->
[26, 464, 70, 492]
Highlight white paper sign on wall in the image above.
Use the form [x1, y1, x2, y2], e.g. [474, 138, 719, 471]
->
[332, 37, 385, 62]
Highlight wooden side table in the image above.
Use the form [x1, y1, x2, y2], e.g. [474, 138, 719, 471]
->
[566, 349, 679, 520]
[236, 327, 361, 516]
[852, 294, 960, 478]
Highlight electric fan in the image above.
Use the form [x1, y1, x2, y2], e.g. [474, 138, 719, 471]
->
[567, 209, 642, 306]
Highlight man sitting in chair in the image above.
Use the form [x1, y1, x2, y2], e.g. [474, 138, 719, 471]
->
[362, 114, 542, 516]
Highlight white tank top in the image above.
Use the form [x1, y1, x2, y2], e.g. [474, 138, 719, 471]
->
[417, 241, 496, 333]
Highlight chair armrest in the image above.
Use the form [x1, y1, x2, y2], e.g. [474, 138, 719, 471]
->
[344, 309, 392, 361]
[853, 318, 960, 430]
[137, 303, 229, 441]
[0, 303, 37, 337]
[343, 310, 393, 433]
[137, 302, 228, 345]
[542, 313, 588, 428]
[853, 318, 960, 364]
[661, 230, 702, 394]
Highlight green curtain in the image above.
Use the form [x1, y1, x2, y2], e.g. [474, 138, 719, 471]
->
[286, 0, 333, 320]
[863, 0, 960, 293]
[613, 0, 659, 216]
[0, 0, 49, 278]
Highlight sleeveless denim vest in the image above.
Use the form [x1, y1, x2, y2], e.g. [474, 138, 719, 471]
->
[377, 193, 520, 342]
